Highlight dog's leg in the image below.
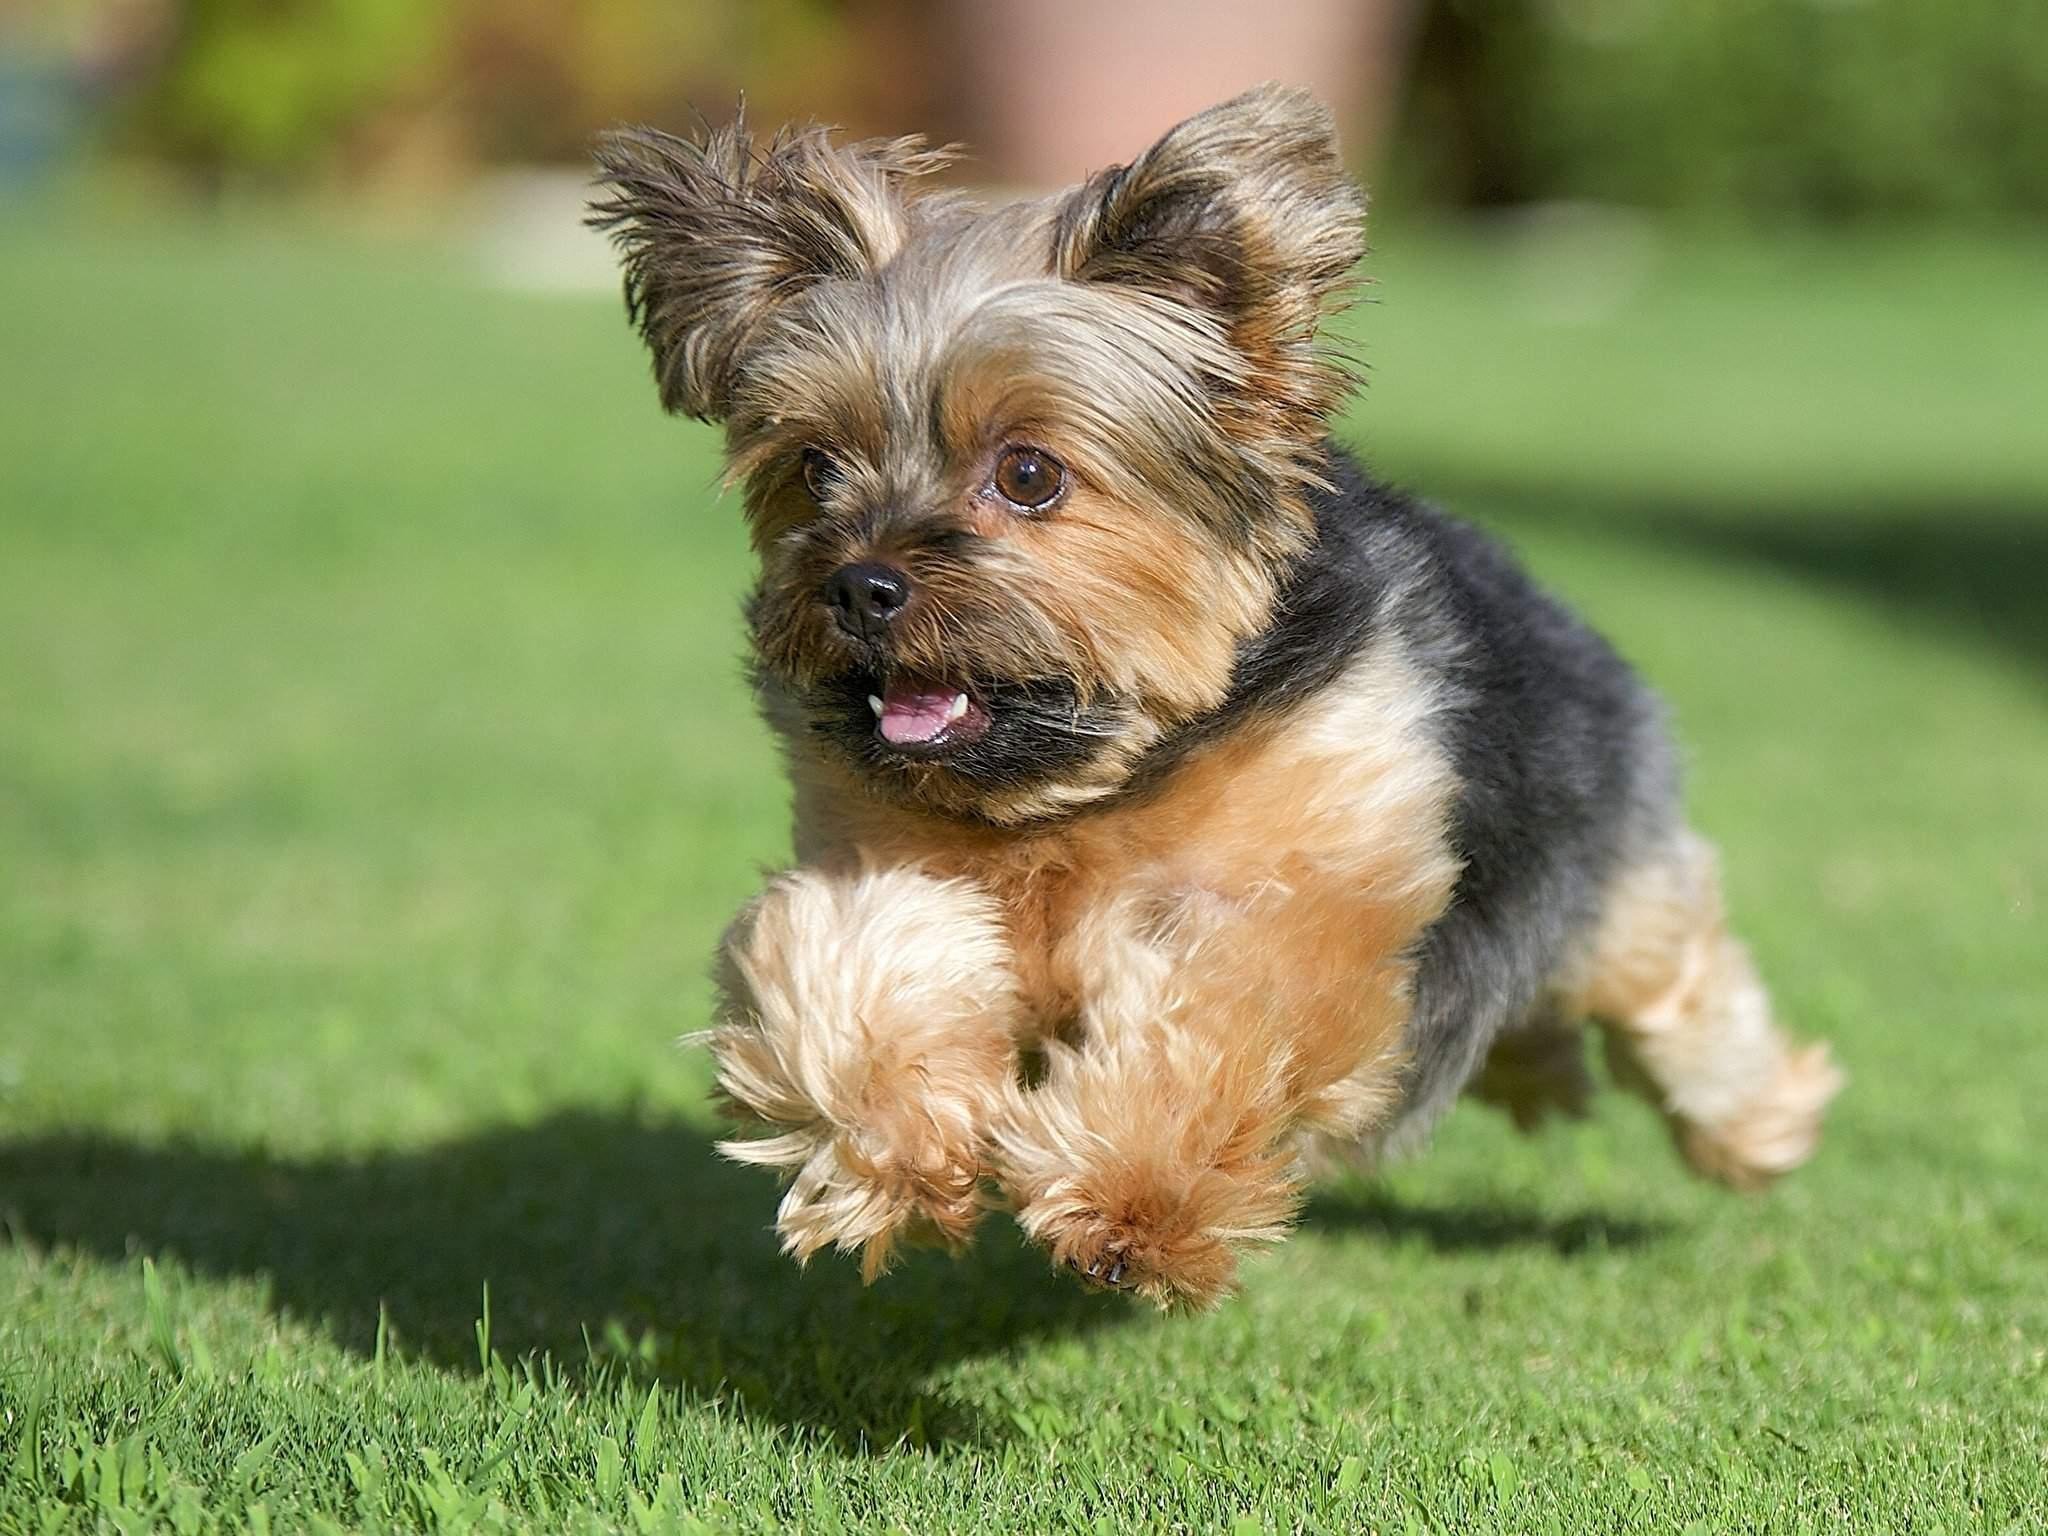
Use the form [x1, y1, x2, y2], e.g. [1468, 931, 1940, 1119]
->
[1574, 831, 1841, 1188]
[706, 864, 1027, 1277]
[1468, 1006, 1594, 1133]
[992, 877, 1427, 1308]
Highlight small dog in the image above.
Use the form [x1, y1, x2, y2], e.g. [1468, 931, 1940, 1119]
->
[590, 86, 1841, 1307]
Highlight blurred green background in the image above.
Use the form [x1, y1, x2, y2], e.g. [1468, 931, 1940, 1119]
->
[8, 0, 2048, 218]
[2, 4, 2044, 1534]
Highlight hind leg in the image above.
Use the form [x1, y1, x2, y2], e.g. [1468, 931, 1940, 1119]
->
[1469, 1006, 1594, 1134]
[1572, 831, 1841, 1188]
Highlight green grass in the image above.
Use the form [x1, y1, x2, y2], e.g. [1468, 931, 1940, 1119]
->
[2, 202, 2044, 1534]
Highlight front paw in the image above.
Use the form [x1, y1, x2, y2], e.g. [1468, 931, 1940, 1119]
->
[1067, 1250, 1134, 1291]
[739, 1122, 988, 1280]
[1011, 1149, 1297, 1309]
[994, 1039, 1301, 1309]
[706, 864, 1024, 1276]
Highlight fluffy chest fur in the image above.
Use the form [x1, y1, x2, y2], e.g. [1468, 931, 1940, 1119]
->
[789, 629, 1465, 1037]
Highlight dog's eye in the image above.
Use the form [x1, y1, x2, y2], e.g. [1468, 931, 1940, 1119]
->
[801, 448, 841, 501]
[992, 446, 1066, 511]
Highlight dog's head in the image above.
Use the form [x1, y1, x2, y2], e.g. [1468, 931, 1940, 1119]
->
[591, 85, 1363, 823]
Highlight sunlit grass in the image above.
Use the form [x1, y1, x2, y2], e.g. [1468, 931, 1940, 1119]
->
[1, 207, 2043, 1533]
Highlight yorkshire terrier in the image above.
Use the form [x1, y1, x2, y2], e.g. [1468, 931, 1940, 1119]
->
[589, 86, 1841, 1308]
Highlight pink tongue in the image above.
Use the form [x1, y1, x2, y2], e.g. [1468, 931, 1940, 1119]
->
[879, 684, 961, 745]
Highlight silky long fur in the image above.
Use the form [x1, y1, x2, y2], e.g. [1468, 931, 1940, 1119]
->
[709, 864, 1026, 1277]
[589, 114, 955, 420]
[593, 85, 1840, 1308]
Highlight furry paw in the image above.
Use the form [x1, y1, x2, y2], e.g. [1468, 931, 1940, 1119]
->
[994, 1033, 1301, 1309]
[1013, 1141, 1297, 1308]
[1028, 1188, 1266, 1308]
[706, 865, 1025, 1277]
[750, 1128, 987, 1279]
[1677, 1042, 1844, 1191]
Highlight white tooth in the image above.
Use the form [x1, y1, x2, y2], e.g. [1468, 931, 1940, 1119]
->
[946, 692, 968, 722]
[868, 695, 884, 717]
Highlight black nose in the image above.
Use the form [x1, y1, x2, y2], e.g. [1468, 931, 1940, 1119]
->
[825, 561, 911, 640]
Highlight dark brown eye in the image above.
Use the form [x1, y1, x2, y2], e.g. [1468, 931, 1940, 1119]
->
[801, 448, 840, 501]
[992, 446, 1066, 511]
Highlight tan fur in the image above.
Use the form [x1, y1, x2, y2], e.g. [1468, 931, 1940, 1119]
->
[749, 470, 1278, 826]
[1566, 832, 1843, 1189]
[1051, 81, 1366, 535]
[718, 637, 1463, 1306]
[705, 865, 1028, 1278]
[598, 88, 1835, 1311]
[589, 115, 956, 421]
[588, 91, 1378, 829]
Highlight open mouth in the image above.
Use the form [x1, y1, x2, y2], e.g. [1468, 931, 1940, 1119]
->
[803, 668, 1113, 795]
[865, 677, 992, 755]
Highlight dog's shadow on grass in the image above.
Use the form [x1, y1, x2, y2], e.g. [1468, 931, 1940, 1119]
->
[1300, 1187, 1671, 1255]
[0, 1112, 1127, 1448]
[0, 1112, 1671, 1448]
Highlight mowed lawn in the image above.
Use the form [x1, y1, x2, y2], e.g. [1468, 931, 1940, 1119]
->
[1, 205, 2044, 1534]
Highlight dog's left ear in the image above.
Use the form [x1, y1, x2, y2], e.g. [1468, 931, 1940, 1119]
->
[1054, 84, 1365, 438]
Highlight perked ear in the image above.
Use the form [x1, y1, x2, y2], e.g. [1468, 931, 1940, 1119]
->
[1053, 83, 1366, 445]
[589, 112, 953, 422]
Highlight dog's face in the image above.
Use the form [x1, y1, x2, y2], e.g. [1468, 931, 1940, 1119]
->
[592, 86, 1363, 822]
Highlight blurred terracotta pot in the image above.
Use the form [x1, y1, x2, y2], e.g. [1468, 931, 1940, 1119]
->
[940, 0, 1417, 183]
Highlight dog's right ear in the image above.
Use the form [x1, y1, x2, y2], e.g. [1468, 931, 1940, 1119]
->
[589, 113, 952, 422]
